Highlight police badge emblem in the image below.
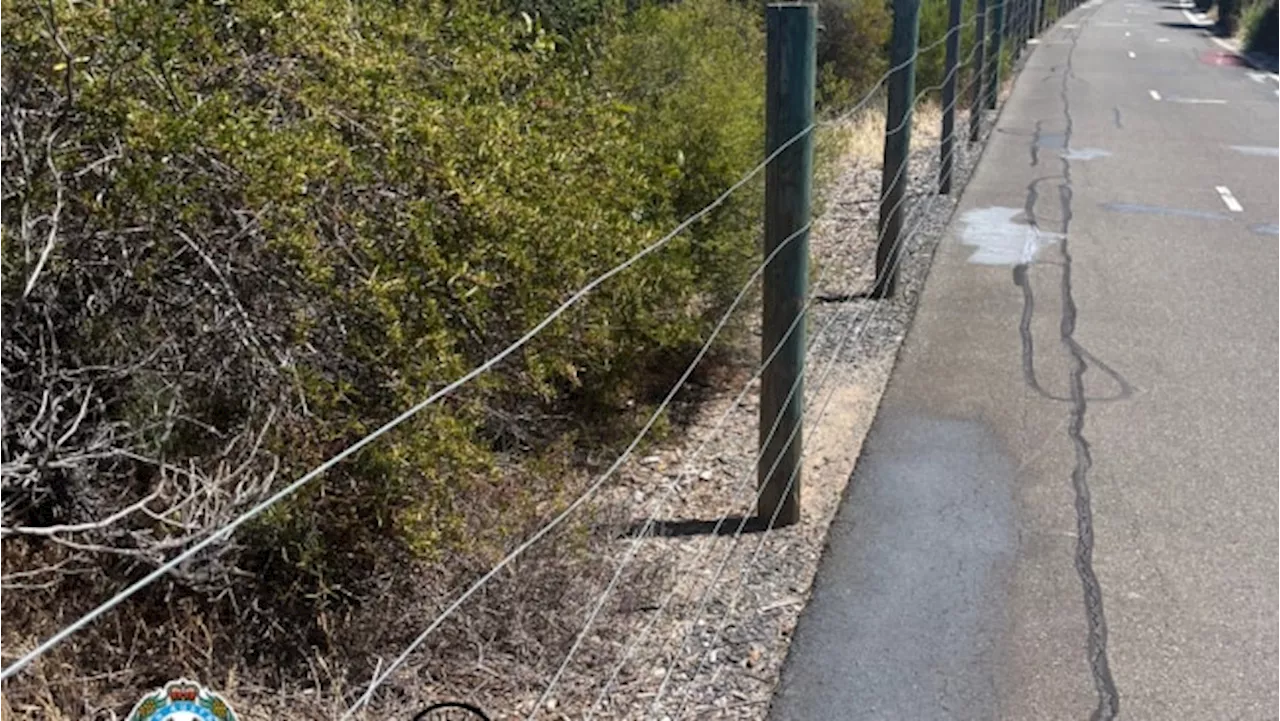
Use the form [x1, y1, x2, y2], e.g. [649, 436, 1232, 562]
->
[125, 679, 237, 721]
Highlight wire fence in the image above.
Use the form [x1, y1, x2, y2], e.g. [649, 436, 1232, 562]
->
[0, 0, 1083, 715]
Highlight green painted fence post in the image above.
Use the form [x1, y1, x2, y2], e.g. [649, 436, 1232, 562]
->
[872, 0, 921, 298]
[758, 2, 815, 529]
[970, 0, 988, 142]
[1017, 0, 1029, 57]
[1011, 0, 1022, 61]
[941, 0, 963, 194]
[986, 0, 1006, 109]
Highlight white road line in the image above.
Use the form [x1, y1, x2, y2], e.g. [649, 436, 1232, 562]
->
[1150, 89, 1162, 100]
[1128, 51, 1137, 58]
[1182, 7, 1212, 25]
[1156, 37, 1171, 42]
[1207, 36, 1258, 56]
[1215, 186, 1244, 212]
[1168, 97, 1228, 104]
[1124, 31, 1132, 36]
[1227, 145, 1280, 157]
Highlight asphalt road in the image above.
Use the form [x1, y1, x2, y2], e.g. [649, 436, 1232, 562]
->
[768, 1, 1279, 719]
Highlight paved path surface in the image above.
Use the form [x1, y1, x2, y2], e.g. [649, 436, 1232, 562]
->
[768, 1, 1278, 719]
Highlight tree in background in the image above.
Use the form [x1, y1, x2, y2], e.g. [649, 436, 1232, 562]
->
[816, 0, 893, 108]
[1217, 0, 1241, 35]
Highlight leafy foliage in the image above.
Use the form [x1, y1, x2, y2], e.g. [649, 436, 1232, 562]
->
[1, 0, 764, 659]
[816, 0, 894, 108]
[1243, 0, 1277, 53]
[917, 0, 982, 97]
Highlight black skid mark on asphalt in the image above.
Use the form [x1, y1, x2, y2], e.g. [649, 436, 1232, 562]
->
[1018, 6, 1121, 721]
[1112, 106, 1123, 129]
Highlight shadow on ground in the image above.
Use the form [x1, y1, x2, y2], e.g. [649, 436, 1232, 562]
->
[621, 516, 773, 537]
[1157, 20, 1213, 30]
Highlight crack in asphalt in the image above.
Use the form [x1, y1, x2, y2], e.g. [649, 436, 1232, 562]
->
[1013, 252, 1134, 403]
[1056, 13, 1121, 721]
[1012, 8, 1122, 720]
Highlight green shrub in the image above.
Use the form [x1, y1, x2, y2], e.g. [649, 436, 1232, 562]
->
[596, 0, 765, 316]
[817, 0, 893, 109]
[917, 0, 981, 97]
[503, 0, 622, 37]
[1243, 0, 1278, 52]
[1, 0, 764, 659]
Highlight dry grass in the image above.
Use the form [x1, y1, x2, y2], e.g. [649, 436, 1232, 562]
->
[0, 360, 739, 721]
[821, 101, 946, 168]
[0, 446, 686, 720]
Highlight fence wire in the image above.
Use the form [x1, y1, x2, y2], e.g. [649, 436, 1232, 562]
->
[2, 0, 1041, 705]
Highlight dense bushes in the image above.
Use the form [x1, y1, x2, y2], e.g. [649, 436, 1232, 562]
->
[817, 0, 893, 108]
[2, 0, 1017, 705]
[1196, 0, 1279, 43]
[1202, 0, 1273, 38]
[916, 0, 980, 95]
[1244, 0, 1278, 53]
[816, 0, 989, 114]
[1, 0, 763, 665]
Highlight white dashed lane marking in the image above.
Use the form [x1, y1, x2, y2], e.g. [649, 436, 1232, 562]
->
[1149, 89, 1162, 100]
[1215, 186, 1244, 213]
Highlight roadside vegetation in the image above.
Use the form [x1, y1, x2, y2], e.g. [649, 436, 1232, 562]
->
[1, 0, 987, 715]
[1197, 0, 1276, 40]
[1242, 0, 1278, 54]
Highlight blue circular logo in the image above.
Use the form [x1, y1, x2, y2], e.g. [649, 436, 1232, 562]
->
[125, 679, 236, 721]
